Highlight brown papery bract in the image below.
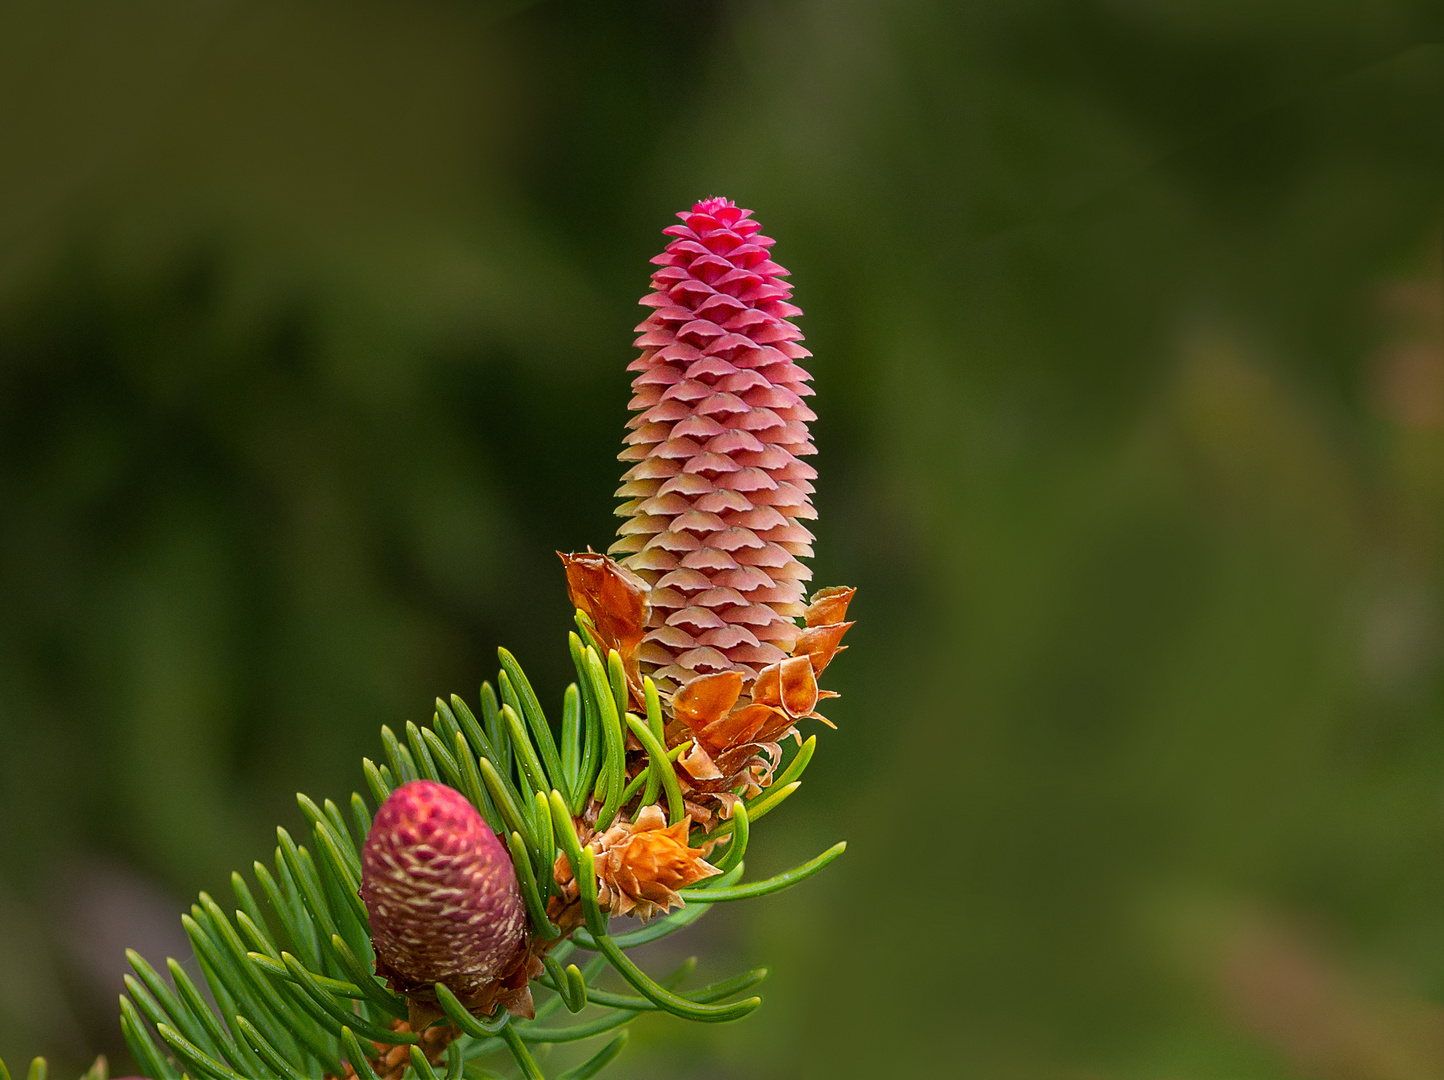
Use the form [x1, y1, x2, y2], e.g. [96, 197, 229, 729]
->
[559, 549, 652, 700]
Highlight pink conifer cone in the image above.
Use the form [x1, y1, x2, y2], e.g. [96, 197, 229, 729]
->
[609, 197, 817, 695]
[360, 781, 526, 1000]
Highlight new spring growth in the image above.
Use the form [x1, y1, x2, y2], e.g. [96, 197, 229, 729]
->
[360, 781, 533, 1020]
[562, 196, 854, 829]
[610, 197, 820, 694]
[103, 199, 850, 1080]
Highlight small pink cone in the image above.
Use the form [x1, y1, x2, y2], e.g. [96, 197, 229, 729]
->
[360, 781, 525, 998]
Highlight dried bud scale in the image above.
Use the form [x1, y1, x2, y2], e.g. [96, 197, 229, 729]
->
[668, 585, 855, 814]
[610, 197, 819, 695]
[554, 805, 721, 922]
[360, 781, 527, 1004]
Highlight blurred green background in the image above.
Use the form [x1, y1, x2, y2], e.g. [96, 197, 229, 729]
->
[5, 1, 1444, 1077]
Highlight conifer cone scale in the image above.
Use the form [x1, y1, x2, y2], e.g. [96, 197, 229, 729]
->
[610, 197, 818, 694]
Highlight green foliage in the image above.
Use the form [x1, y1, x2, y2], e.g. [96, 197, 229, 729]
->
[0, 1056, 108, 1080]
[82, 635, 842, 1080]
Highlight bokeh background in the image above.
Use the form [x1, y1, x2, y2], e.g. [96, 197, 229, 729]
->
[5, 1, 1444, 1077]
